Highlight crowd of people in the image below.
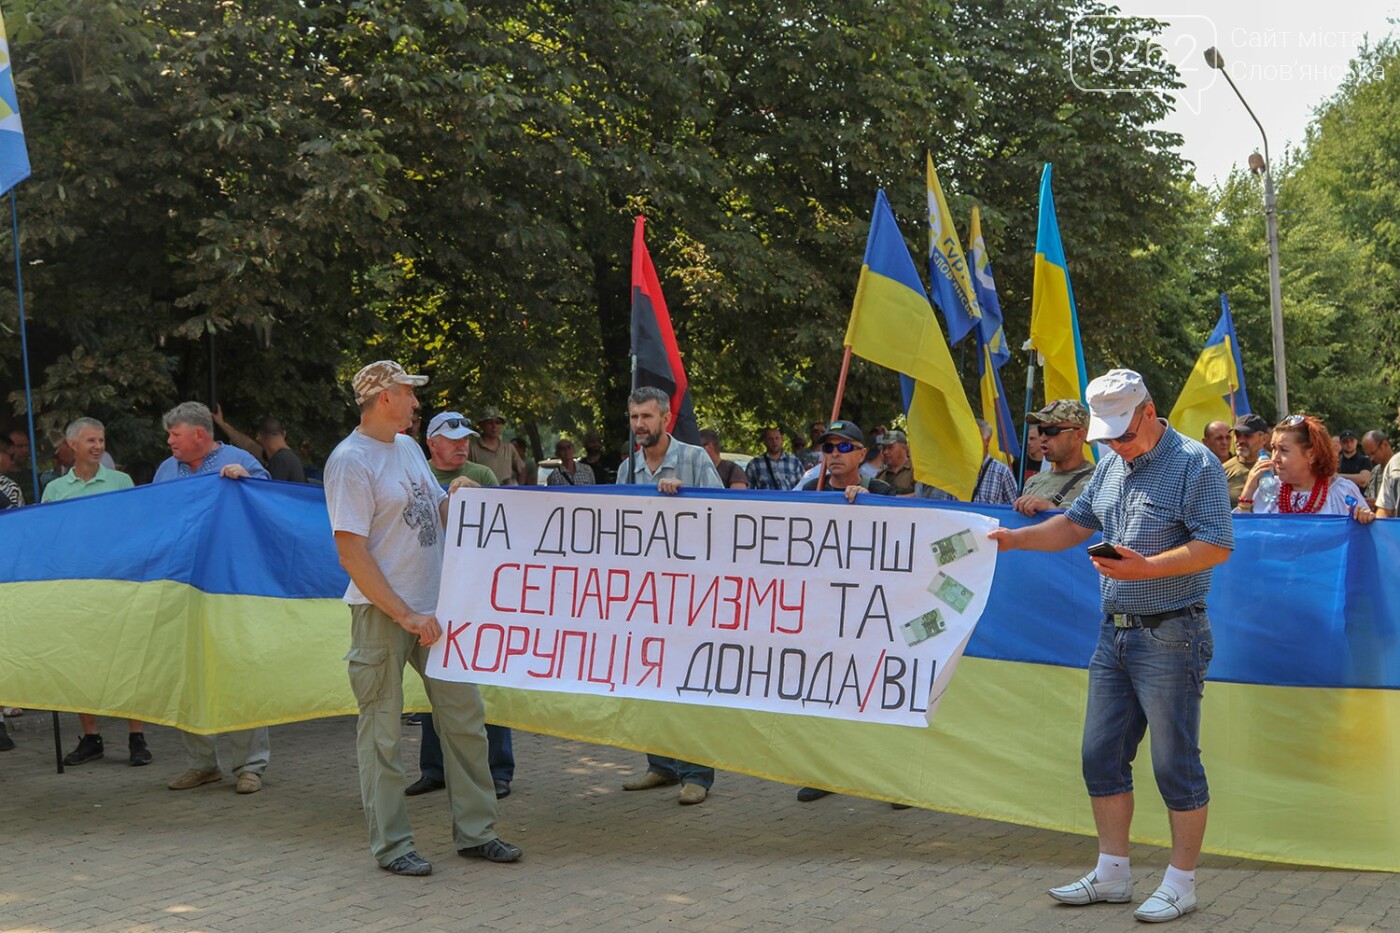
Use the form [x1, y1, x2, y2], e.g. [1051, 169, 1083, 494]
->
[3, 360, 1398, 913]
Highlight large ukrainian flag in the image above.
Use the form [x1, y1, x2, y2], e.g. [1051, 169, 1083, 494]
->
[846, 189, 983, 500]
[1170, 294, 1252, 442]
[1029, 164, 1088, 407]
[0, 478, 391, 732]
[3, 480, 1399, 871]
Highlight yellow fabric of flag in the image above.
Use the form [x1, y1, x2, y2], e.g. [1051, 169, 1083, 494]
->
[1170, 337, 1238, 445]
[1029, 164, 1088, 407]
[845, 190, 982, 499]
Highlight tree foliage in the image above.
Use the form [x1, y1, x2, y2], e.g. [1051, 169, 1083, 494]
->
[12, 0, 1376, 472]
[1200, 37, 1399, 431]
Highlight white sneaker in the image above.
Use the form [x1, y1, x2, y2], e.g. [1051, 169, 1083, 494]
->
[1048, 870, 1133, 905]
[1134, 884, 1197, 922]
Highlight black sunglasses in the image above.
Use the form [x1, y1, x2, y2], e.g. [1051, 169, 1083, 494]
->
[1279, 414, 1307, 427]
[435, 417, 471, 430]
[823, 441, 862, 454]
[1037, 425, 1080, 438]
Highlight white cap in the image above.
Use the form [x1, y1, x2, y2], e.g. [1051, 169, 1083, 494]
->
[426, 412, 478, 440]
[1085, 369, 1149, 442]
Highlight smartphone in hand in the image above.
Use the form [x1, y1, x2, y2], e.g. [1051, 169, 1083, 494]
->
[1087, 541, 1123, 560]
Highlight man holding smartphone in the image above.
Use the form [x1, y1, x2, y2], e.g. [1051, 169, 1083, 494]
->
[988, 370, 1233, 923]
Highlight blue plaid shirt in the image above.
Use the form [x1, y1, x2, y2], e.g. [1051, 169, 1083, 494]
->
[1065, 424, 1233, 614]
[745, 452, 805, 490]
[973, 457, 1018, 505]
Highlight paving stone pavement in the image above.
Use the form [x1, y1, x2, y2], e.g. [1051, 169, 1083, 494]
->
[0, 711, 1395, 932]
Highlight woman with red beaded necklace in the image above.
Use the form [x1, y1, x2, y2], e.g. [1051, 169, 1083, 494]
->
[1240, 414, 1374, 522]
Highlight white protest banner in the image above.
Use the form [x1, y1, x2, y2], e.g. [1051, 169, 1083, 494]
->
[429, 488, 999, 727]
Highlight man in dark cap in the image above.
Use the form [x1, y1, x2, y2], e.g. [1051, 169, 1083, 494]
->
[1337, 429, 1372, 490]
[800, 420, 894, 499]
[1221, 414, 1270, 508]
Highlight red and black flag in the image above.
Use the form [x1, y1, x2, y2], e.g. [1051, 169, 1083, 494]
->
[630, 216, 700, 445]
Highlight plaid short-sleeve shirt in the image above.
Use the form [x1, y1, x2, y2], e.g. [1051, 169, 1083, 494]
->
[1065, 424, 1234, 614]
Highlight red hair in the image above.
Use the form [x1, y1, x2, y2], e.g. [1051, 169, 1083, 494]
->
[1273, 415, 1337, 479]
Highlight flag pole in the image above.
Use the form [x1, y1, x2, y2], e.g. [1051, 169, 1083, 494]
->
[11, 190, 64, 775]
[1222, 294, 1238, 430]
[627, 349, 637, 485]
[628, 216, 639, 486]
[12, 193, 38, 504]
[816, 346, 854, 492]
[1018, 339, 1039, 489]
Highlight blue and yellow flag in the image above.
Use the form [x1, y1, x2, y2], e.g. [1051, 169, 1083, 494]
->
[1169, 294, 1251, 444]
[968, 206, 1019, 464]
[0, 9, 30, 196]
[926, 154, 980, 345]
[846, 190, 982, 500]
[1029, 164, 1088, 408]
[978, 342, 1021, 465]
[969, 206, 1009, 368]
[4, 476, 1400, 871]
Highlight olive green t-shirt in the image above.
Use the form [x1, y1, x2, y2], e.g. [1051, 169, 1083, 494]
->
[429, 460, 499, 488]
[1021, 463, 1094, 508]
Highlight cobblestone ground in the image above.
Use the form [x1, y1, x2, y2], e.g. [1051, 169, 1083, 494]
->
[0, 713, 1394, 932]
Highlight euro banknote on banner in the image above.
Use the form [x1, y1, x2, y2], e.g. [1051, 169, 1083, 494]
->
[430, 488, 999, 727]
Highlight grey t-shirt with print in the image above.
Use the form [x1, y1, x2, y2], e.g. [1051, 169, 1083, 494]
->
[324, 430, 447, 614]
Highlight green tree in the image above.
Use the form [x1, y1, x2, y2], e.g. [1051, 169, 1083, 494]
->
[1200, 38, 1399, 431]
[0, 0, 1208, 470]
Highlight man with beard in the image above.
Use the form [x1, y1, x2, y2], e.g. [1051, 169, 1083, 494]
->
[616, 386, 722, 805]
[1221, 414, 1270, 508]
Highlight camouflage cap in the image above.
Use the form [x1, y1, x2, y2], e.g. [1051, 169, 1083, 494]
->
[352, 360, 428, 405]
[1026, 399, 1089, 428]
[477, 405, 506, 424]
[876, 429, 908, 446]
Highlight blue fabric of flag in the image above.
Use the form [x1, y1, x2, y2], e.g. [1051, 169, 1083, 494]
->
[0, 10, 32, 196]
[2, 479, 1397, 690]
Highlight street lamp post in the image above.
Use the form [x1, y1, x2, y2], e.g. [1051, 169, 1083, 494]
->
[1204, 47, 1288, 417]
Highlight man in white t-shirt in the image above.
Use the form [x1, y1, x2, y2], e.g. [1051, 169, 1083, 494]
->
[324, 360, 523, 877]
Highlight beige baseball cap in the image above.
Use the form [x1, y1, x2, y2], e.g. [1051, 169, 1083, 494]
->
[352, 361, 428, 405]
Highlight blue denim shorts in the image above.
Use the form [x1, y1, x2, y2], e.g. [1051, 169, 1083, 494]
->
[1081, 606, 1214, 811]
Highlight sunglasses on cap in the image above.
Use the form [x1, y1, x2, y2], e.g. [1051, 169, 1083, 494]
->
[822, 441, 862, 454]
[434, 418, 470, 431]
[1037, 425, 1081, 438]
